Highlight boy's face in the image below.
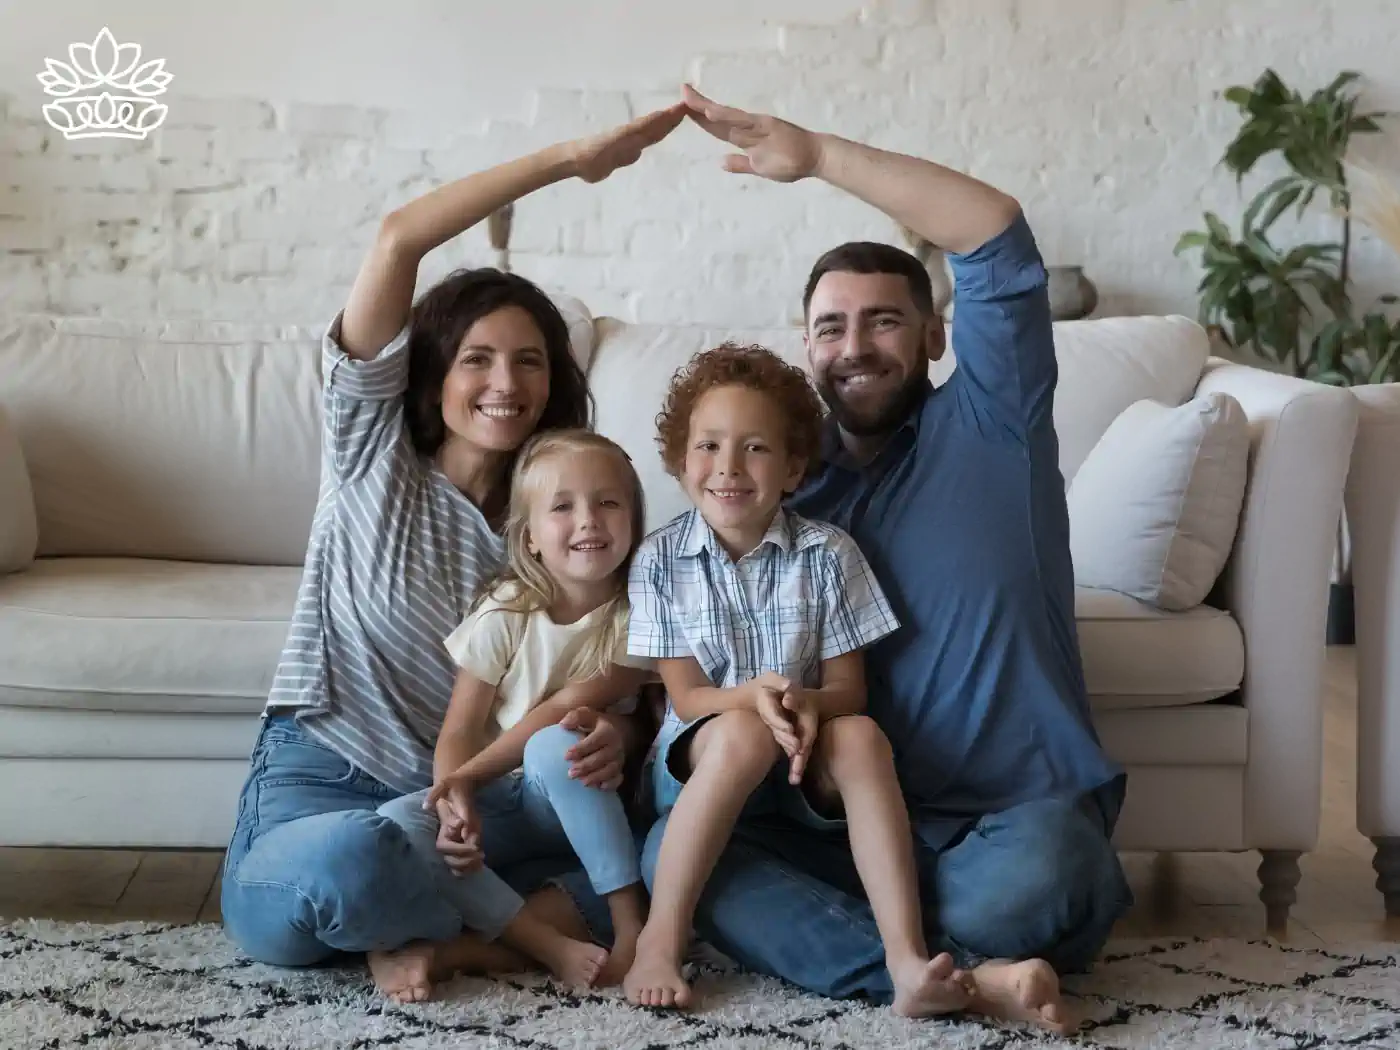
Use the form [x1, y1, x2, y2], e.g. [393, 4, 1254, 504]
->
[681, 384, 806, 552]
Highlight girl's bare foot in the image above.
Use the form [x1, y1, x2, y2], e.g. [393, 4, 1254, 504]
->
[368, 942, 440, 1004]
[967, 958, 1075, 1035]
[537, 933, 609, 989]
[623, 931, 692, 1009]
[889, 951, 974, 1018]
[597, 924, 641, 988]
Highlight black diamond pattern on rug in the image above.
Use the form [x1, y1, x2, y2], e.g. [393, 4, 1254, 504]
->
[2, 921, 1398, 1049]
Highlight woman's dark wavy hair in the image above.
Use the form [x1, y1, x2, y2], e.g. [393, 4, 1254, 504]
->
[404, 267, 594, 469]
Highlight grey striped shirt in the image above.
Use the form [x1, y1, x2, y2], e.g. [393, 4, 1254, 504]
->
[264, 315, 505, 794]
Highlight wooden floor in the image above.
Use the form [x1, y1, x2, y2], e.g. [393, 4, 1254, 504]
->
[2, 647, 1396, 946]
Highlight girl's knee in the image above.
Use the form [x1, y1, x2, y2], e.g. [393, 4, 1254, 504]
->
[523, 723, 585, 780]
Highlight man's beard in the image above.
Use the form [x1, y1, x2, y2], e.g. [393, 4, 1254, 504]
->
[816, 371, 926, 438]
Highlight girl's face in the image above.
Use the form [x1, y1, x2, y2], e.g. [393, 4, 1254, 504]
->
[526, 448, 636, 591]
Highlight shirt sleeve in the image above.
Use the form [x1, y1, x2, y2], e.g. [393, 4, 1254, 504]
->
[818, 530, 900, 660]
[321, 311, 411, 483]
[626, 539, 692, 660]
[443, 598, 519, 686]
[613, 611, 659, 672]
[945, 211, 1057, 441]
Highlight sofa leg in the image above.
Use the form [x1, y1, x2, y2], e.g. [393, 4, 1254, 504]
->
[1257, 850, 1302, 934]
[1373, 837, 1400, 917]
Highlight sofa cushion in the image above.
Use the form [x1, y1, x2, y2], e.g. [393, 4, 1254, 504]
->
[1077, 587, 1244, 709]
[1068, 393, 1250, 610]
[0, 405, 37, 575]
[0, 558, 298, 714]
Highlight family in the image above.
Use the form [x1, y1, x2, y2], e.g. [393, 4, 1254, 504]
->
[219, 85, 1134, 1034]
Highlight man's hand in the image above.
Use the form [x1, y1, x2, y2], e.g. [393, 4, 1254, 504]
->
[568, 103, 686, 184]
[681, 83, 823, 183]
[560, 707, 626, 791]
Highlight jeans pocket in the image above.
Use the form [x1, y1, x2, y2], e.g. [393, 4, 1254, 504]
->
[259, 722, 359, 789]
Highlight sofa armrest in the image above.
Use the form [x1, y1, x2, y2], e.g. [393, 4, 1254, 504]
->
[1195, 358, 1358, 850]
[0, 405, 38, 574]
[1345, 383, 1400, 839]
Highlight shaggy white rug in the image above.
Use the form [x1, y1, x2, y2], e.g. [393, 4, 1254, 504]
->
[2, 920, 1399, 1049]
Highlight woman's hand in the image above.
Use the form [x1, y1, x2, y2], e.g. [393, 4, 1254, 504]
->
[559, 707, 627, 791]
[567, 103, 686, 184]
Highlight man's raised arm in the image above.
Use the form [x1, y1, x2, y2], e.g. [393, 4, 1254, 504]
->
[681, 84, 1019, 254]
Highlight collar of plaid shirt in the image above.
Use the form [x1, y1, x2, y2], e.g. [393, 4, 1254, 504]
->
[675, 506, 825, 561]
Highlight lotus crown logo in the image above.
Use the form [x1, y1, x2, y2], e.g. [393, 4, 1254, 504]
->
[36, 27, 173, 140]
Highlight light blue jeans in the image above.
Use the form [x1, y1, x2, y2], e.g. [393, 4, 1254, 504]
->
[378, 723, 642, 932]
[220, 712, 627, 965]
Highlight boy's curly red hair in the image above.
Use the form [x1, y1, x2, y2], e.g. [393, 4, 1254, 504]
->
[654, 342, 827, 478]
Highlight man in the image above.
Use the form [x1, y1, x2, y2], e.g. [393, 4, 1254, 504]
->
[638, 85, 1133, 1034]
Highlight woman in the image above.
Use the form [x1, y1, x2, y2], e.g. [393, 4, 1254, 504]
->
[221, 102, 685, 998]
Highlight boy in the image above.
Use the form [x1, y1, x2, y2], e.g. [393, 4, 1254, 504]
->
[622, 343, 973, 1017]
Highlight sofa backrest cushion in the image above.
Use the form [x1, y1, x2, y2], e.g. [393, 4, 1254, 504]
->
[0, 315, 323, 566]
[587, 313, 1211, 534]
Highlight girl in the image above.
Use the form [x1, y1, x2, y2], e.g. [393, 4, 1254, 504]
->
[220, 104, 685, 1002]
[383, 430, 653, 995]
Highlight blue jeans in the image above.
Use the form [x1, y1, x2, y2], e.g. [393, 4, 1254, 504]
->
[640, 796, 1132, 1004]
[220, 713, 613, 966]
[379, 724, 641, 927]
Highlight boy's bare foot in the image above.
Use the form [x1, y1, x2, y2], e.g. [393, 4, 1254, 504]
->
[537, 934, 609, 989]
[624, 933, 692, 1008]
[597, 924, 641, 988]
[368, 942, 441, 1004]
[967, 958, 1075, 1035]
[889, 952, 974, 1018]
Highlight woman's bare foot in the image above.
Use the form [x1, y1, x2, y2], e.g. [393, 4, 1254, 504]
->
[888, 951, 974, 1018]
[597, 924, 641, 988]
[624, 931, 692, 1009]
[368, 942, 441, 1004]
[536, 933, 609, 989]
[967, 958, 1075, 1035]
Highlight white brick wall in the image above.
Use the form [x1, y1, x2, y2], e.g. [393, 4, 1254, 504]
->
[2, 0, 1398, 328]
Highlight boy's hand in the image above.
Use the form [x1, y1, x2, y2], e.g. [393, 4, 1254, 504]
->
[782, 688, 820, 784]
[755, 684, 802, 764]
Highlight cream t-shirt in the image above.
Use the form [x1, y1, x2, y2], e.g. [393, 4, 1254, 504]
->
[444, 592, 651, 736]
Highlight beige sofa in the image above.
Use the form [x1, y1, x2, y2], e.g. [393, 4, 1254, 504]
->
[1346, 382, 1400, 916]
[0, 307, 1359, 929]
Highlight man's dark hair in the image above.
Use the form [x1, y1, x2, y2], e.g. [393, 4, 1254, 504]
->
[802, 241, 934, 318]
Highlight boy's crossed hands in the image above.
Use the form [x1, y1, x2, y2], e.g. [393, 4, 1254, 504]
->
[748, 671, 819, 784]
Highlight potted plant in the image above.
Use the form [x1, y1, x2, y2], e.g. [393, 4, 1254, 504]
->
[1175, 69, 1398, 642]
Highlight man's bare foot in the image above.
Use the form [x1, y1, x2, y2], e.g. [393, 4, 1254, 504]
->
[597, 924, 641, 988]
[889, 952, 974, 1018]
[624, 933, 692, 1009]
[967, 958, 1076, 1035]
[368, 942, 441, 1004]
[536, 933, 609, 989]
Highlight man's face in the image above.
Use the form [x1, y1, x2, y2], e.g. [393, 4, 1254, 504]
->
[804, 270, 944, 437]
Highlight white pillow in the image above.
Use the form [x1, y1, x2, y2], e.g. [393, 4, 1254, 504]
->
[544, 289, 596, 372]
[1068, 393, 1250, 611]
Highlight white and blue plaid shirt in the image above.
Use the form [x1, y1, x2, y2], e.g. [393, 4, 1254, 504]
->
[627, 507, 900, 725]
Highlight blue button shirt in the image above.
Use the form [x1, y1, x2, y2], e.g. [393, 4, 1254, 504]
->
[789, 213, 1125, 850]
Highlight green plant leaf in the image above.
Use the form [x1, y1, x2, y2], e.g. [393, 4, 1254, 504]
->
[1174, 231, 1209, 254]
[1258, 184, 1304, 231]
[1223, 85, 1254, 108]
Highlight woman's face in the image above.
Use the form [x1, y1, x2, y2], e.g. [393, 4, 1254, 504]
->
[440, 305, 552, 453]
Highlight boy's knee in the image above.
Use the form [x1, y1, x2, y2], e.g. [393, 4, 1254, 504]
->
[702, 709, 781, 773]
[523, 723, 584, 780]
[815, 714, 891, 772]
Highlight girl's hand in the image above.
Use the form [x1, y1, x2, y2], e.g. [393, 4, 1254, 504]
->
[560, 707, 627, 791]
[426, 776, 483, 873]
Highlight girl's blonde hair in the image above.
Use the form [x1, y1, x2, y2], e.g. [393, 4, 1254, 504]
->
[472, 428, 646, 683]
